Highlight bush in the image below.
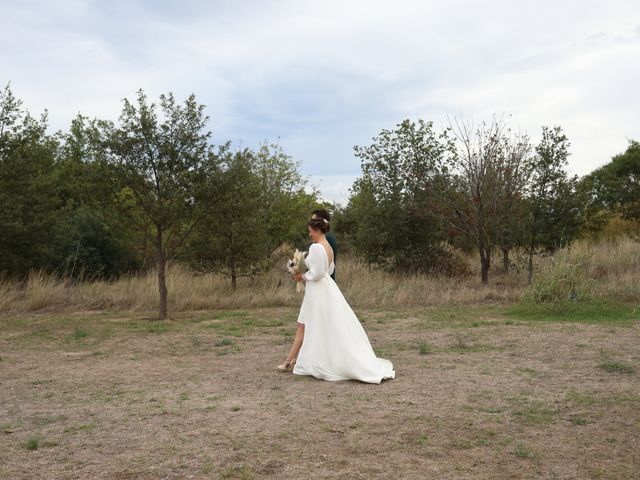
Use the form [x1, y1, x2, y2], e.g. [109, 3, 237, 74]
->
[522, 252, 595, 305]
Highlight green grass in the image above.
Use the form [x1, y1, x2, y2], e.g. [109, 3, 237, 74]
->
[565, 390, 597, 406]
[417, 341, 431, 355]
[598, 359, 636, 374]
[507, 302, 640, 325]
[514, 367, 537, 377]
[512, 401, 558, 425]
[451, 439, 473, 449]
[177, 393, 189, 403]
[64, 423, 97, 433]
[25, 437, 39, 450]
[145, 322, 168, 334]
[514, 442, 532, 458]
[598, 350, 636, 374]
[211, 310, 251, 320]
[72, 326, 88, 338]
[568, 415, 589, 425]
[445, 334, 504, 354]
[201, 458, 214, 474]
[220, 465, 253, 479]
[411, 433, 429, 445]
[566, 390, 640, 407]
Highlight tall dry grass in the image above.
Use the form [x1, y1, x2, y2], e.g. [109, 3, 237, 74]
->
[522, 236, 640, 305]
[1, 237, 638, 315]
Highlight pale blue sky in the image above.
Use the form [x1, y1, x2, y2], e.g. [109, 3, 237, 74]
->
[2, 0, 639, 203]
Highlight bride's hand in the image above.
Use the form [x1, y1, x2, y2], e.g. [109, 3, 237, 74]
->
[294, 273, 305, 282]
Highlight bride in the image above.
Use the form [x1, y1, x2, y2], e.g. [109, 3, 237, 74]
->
[281, 217, 395, 384]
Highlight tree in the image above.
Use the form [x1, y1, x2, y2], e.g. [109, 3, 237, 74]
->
[188, 148, 268, 290]
[98, 90, 216, 318]
[346, 119, 454, 271]
[0, 84, 60, 275]
[445, 116, 509, 284]
[494, 132, 533, 272]
[523, 126, 583, 282]
[443, 115, 535, 283]
[186, 144, 320, 288]
[253, 143, 320, 251]
[583, 140, 640, 221]
[51, 114, 140, 278]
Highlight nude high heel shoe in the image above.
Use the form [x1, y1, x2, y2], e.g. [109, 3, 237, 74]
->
[276, 358, 296, 372]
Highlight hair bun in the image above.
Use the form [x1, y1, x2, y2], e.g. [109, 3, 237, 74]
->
[308, 216, 330, 233]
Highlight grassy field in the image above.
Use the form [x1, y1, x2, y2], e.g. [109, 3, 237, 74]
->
[1, 304, 638, 479]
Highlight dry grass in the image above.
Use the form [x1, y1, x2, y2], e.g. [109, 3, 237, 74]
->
[1, 237, 638, 315]
[1, 307, 638, 479]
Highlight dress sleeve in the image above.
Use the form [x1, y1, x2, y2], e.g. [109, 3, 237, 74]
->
[304, 244, 327, 282]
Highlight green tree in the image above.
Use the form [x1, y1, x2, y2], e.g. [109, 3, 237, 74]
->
[0, 84, 60, 275]
[188, 148, 267, 289]
[523, 126, 583, 282]
[254, 143, 320, 250]
[187, 144, 320, 288]
[583, 140, 640, 221]
[345, 119, 453, 271]
[53, 114, 139, 278]
[98, 90, 216, 318]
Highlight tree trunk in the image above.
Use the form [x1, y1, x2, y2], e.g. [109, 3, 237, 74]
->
[156, 226, 168, 319]
[230, 258, 237, 291]
[480, 253, 490, 285]
[479, 245, 490, 285]
[527, 249, 534, 284]
[502, 247, 510, 273]
[478, 233, 490, 285]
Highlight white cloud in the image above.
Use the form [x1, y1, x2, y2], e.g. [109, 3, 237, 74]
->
[1, 0, 639, 200]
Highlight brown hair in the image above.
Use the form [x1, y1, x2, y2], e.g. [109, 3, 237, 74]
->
[308, 217, 330, 233]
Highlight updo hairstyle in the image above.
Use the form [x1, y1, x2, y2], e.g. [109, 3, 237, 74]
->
[308, 217, 330, 233]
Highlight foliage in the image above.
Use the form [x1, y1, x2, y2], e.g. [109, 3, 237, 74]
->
[0, 84, 61, 274]
[521, 252, 594, 305]
[582, 139, 640, 221]
[445, 115, 533, 283]
[97, 89, 217, 317]
[522, 126, 583, 282]
[341, 119, 455, 272]
[186, 144, 320, 288]
[187, 148, 268, 289]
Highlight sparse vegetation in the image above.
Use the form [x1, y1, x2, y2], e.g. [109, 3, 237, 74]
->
[25, 437, 39, 450]
[0, 237, 637, 316]
[1, 306, 637, 478]
[598, 352, 636, 374]
[514, 442, 532, 458]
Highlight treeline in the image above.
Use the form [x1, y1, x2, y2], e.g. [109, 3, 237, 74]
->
[0, 85, 324, 316]
[335, 118, 639, 283]
[2, 84, 638, 317]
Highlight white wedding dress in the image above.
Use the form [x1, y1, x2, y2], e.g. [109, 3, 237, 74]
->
[293, 243, 395, 384]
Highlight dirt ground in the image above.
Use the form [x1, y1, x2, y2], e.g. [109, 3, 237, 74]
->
[1, 306, 639, 479]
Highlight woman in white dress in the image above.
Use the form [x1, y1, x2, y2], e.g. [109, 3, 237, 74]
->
[280, 217, 395, 384]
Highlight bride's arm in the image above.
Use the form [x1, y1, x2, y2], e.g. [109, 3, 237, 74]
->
[303, 244, 326, 282]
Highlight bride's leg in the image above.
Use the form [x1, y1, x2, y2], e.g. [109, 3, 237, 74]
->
[288, 323, 305, 360]
[277, 323, 304, 371]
